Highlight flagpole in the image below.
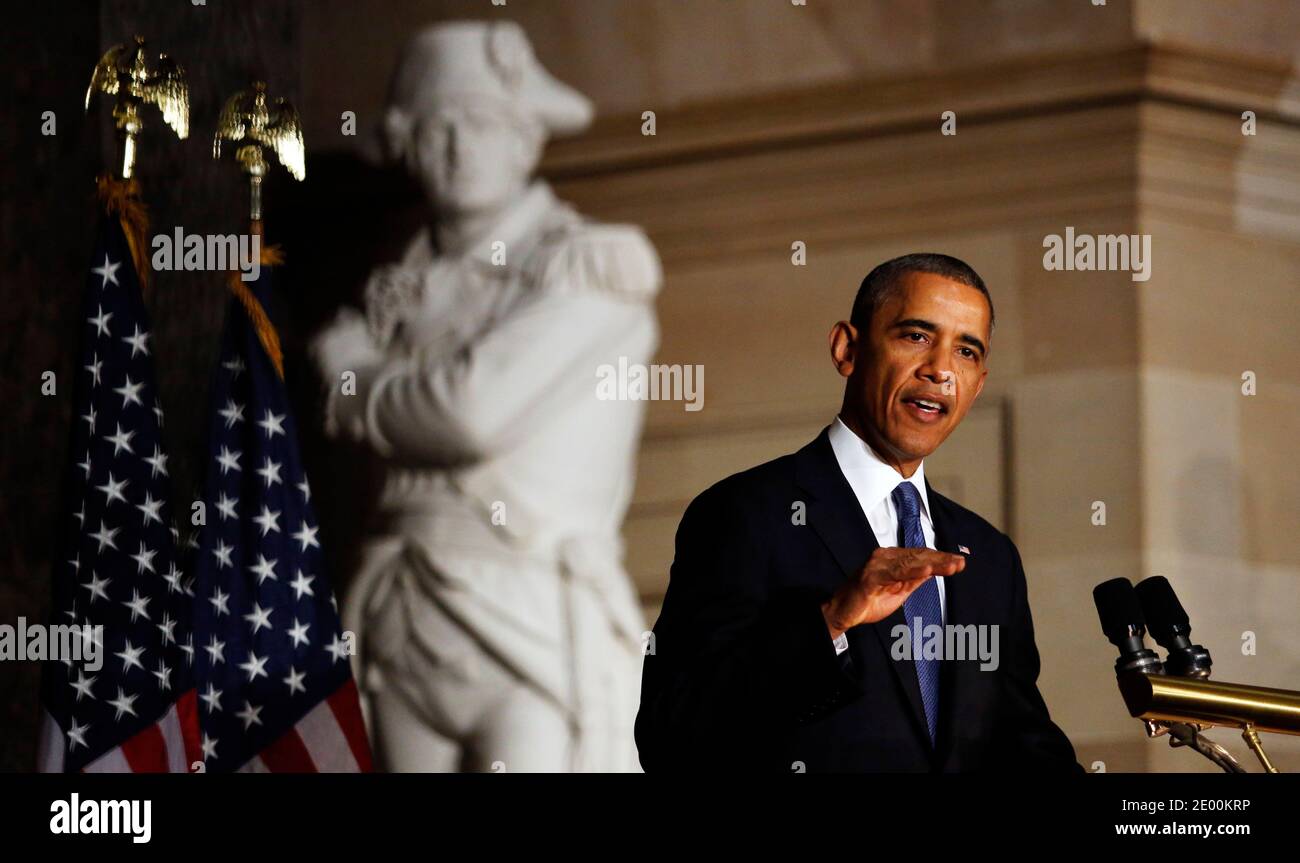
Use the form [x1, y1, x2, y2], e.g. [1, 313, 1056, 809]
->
[214, 80, 305, 380]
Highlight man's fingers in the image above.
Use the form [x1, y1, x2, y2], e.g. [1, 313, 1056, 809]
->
[878, 550, 965, 584]
[901, 563, 954, 582]
[862, 549, 966, 587]
[919, 548, 965, 565]
[905, 549, 965, 570]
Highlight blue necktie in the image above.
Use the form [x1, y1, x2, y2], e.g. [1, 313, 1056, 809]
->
[892, 481, 941, 745]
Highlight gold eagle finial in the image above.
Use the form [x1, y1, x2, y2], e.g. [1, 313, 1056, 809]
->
[85, 36, 189, 178]
[213, 82, 306, 221]
[214, 81, 306, 180]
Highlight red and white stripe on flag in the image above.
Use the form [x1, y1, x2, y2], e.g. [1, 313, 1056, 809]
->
[239, 679, 373, 773]
[38, 689, 203, 773]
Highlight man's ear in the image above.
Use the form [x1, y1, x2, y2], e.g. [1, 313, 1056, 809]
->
[829, 321, 857, 378]
[973, 367, 988, 402]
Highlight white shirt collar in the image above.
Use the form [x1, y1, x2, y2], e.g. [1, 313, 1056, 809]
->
[827, 415, 931, 520]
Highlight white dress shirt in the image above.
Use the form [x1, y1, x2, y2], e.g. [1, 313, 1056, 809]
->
[826, 416, 947, 653]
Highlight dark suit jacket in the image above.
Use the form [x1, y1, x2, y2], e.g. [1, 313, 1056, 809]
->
[635, 428, 1083, 772]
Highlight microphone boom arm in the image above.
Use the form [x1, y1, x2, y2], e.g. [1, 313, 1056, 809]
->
[1119, 672, 1300, 772]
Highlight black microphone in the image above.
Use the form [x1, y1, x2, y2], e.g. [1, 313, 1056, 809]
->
[1092, 577, 1164, 676]
[1134, 576, 1212, 678]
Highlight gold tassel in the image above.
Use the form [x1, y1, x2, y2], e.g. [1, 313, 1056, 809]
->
[95, 175, 151, 292]
[226, 223, 288, 379]
[95, 179, 291, 381]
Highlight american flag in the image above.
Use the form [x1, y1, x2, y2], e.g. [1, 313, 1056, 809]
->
[38, 210, 202, 773]
[188, 254, 371, 772]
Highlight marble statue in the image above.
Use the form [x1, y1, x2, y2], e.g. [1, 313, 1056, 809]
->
[310, 20, 660, 772]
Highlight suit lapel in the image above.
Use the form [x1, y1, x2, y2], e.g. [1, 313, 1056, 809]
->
[926, 479, 984, 767]
[793, 430, 876, 585]
[794, 429, 930, 746]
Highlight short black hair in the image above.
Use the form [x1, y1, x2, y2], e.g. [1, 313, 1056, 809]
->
[849, 253, 994, 336]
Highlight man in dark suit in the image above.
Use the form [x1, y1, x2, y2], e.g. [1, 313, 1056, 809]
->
[635, 253, 1083, 772]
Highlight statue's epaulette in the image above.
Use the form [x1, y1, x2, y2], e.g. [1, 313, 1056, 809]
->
[525, 220, 662, 302]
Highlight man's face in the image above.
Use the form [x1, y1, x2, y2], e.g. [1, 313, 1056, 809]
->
[409, 103, 537, 214]
[832, 271, 990, 474]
